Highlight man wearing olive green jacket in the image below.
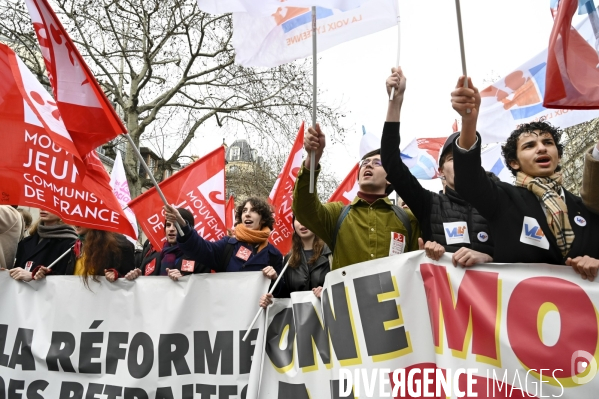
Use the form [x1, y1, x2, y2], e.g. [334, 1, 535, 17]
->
[293, 124, 420, 270]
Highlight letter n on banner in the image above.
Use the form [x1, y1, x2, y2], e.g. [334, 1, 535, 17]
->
[420, 264, 501, 366]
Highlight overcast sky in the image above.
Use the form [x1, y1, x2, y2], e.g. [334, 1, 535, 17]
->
[183, 0, 582, 192]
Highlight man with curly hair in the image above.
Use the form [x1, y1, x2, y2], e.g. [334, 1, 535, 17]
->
[164, 198, 283, 282]
[450, 76, 599, 280]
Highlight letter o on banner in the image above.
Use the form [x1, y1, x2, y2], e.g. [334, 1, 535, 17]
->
[265, 308, 296, 373]
[507, 277, 598, 380]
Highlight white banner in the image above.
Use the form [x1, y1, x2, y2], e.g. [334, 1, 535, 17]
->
[198, 0, 369, 16]
[478, 11, 599, 144]
[253, 251, 599, 398]
[232, 0, 397, 67]
[0, 271, 269, 398]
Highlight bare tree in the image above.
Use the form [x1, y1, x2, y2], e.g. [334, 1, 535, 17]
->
[0, 0, 343, 197]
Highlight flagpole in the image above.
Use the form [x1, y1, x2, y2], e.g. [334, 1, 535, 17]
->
[122, 133, 185, 236]
[309, 6, 317, 194]
[47, 244, 76, 269]
[242, 260, 290, 342]
[389, 2, 401, 101]
[454, 0, 471, 113]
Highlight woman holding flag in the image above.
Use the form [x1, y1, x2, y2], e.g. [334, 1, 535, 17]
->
[9, 210, 77, 281]
[163, 197, 283, 285]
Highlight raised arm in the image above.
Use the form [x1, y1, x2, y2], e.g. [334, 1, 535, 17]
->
[380, 67, 432, 221]
[292, 126, 343, 247]
[165, 204, 224, 270]
[451, 76, 500, 220]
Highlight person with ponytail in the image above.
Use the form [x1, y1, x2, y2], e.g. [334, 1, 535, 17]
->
[164, 197, 283, 283]
[9, 210, 77, 281]
[34, 226, 135, 287]
[259, 216, 331, 308]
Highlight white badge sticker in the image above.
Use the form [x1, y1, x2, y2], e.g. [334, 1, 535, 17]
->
[389, 232, 405, 256]
[443, 221, 471, 245]
[520, 216, 550, 250]
[477, 231, 489, 242]
[24, 261, 34, 272]
[574, 215, 587, 227]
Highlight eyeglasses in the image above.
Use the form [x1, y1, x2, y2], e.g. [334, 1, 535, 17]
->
[360, 158, 383, 168]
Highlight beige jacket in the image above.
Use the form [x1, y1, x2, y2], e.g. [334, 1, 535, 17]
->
[0, 206, 23, 269]
[581, 146, 599, 215]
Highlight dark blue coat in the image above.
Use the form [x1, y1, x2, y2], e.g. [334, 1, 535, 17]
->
[177, 223, 283, 274]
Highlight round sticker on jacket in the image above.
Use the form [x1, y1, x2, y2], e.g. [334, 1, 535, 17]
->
[477, 232, 489, 242]
[574, 216, 587, 227]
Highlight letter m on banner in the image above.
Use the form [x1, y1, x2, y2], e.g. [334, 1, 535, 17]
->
[420, 263, 501, 366]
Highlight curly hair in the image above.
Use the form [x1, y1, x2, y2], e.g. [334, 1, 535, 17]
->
[235, 197, 275, 230]
[501, 120, 564, 177]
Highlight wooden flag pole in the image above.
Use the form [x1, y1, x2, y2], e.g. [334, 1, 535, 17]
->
[309, 6, 318, 193]
[389, 2, 401, 101]
[242, 260, 290, 342]
[454, 0, 471, 113]
[122, 133, 184, 236]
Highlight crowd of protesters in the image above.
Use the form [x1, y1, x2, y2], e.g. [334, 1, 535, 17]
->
[1, 67, 599, 303]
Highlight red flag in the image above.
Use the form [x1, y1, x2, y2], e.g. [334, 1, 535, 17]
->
[225, 195, 235, 230]
[328, 163, 359, 205]
[268, 123, 305, 254]
[452, 119, 458, 133]
[128, 147, 226, 250]
[25, 0, 126, 156]
[544, 0, 599, 109]
[0, 44, 135, 237]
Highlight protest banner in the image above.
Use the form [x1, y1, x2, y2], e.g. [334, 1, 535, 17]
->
[128, 147, 226, 250]
[0, 271, 269, 398]
[252, 251, 599, 398]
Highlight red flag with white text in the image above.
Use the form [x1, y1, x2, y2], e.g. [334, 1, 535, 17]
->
[544, 0, 599, 109]
[0, 44, 135, 237]
[268, 123, 304, 254]
[328, 163, 359, 205]
[25, 0, 127, 156]
[226, 195, 236, 230]
[128, 147, 226, 250]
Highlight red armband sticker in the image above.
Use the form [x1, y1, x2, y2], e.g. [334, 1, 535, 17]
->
[24, 261, 34, 272]
[144, 259, 156, 276]
[236, 246, 252, 261]
[181, 260, 195, 273]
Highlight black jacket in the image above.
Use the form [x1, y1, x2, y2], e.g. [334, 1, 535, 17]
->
[14, 232, 76, 275]
[453, 133, 599, 264]
[380, 122, 494, 256]
[138, 240, 210, 276]
[283, 245, 332, 294]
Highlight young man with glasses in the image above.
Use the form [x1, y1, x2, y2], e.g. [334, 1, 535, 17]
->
[293, 126, 421, 270]
[380, 67, 495, 267]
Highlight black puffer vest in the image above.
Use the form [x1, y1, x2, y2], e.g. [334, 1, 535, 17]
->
[429, 187, 494, 256]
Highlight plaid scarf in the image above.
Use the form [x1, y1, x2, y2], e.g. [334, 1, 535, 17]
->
[515, 171, 574, 257]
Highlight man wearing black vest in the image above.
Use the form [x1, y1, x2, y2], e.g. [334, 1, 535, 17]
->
[380, 67, 495, 267]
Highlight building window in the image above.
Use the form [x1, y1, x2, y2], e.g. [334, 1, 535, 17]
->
[230, 146, 240, 161]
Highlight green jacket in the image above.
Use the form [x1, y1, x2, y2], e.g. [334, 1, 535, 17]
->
[292, 164, 421, 270]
